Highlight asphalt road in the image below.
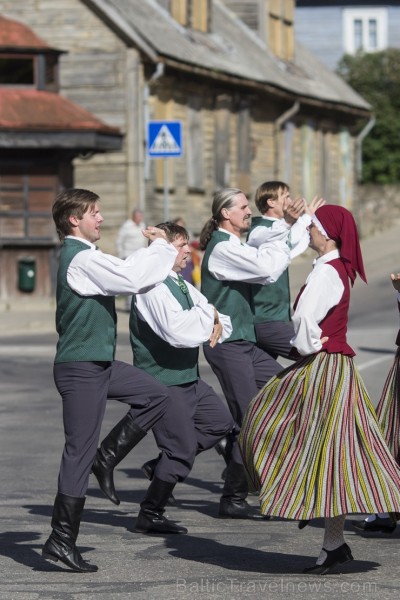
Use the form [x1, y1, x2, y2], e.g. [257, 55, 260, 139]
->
[1, 224, 400, 600]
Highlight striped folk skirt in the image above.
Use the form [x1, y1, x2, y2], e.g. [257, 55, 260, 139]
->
[239, 352, 400, 520]
[376, 348, 400, 465]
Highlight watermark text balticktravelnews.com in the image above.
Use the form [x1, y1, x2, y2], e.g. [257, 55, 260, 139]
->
[176, 577, 377, 596]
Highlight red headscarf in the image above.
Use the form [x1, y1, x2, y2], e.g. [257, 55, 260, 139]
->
[315, 205, 367, 286]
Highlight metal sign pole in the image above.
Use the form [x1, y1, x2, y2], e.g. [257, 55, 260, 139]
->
[163, 158, 169, 222]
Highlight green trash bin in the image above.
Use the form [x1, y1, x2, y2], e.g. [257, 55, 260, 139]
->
[18, 257, 36, 293]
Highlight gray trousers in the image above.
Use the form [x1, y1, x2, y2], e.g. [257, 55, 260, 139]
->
[255, 320, 295, 360]
[54, 360, 171, 497]
[203, 341, 282, 463]
[152, 379, 235, 482]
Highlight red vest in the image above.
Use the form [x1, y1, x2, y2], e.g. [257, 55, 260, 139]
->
[294, 258, 355, 357]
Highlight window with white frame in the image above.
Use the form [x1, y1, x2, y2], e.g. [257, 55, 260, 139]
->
[343, 8, 388, 54]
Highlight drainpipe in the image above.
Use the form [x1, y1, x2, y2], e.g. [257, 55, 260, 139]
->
[274, 101, 300, 179]
[149, 62, 165, 84]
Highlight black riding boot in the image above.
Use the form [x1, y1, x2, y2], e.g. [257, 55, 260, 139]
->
[141, 455, 176, 506]
[135, 477, 187, 534]
[215, 434, 233, 480]
[92, 413, 146, 505]
[218, 461, 255, 519]
[215, 435, 233, 466]
[42, 492, 98, 573]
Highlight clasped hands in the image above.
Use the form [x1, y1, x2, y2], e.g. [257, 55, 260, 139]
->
[284, 195, 325, 225]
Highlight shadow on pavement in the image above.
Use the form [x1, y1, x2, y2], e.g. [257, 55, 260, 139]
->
[164, 534, 381, 575]
[0, 530, 95, 573]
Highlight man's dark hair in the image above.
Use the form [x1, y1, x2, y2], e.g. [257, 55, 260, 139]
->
[254, 181, 289, 214]
[154, 221, 189, 243]
[52, 188, 100, 241]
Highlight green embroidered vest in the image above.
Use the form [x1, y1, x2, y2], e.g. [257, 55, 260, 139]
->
[201, 230, 255, 343]
[54, 238, 117, 363]
[130, 276, 199, 386]
[248, 217, 291, 323]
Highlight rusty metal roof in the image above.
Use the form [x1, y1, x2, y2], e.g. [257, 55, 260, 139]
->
[0, 89, 122, 151]
[0, 15, 58, 52]
[0, 89, 120, 133]
[0, 15, 121, 151]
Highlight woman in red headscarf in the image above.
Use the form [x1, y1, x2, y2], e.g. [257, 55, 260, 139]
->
[239, 205, 400, 574]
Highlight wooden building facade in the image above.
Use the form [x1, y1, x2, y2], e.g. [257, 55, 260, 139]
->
[0, 0, 371, 298]
[0, 13, 122, 299]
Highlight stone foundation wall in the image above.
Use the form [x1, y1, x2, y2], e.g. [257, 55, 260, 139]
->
[357, 184, 400, 238]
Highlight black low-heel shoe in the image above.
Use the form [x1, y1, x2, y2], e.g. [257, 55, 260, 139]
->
[303, 543, 353, 575]
[351, 515, 397, 534]
[298, 520, 309, 529]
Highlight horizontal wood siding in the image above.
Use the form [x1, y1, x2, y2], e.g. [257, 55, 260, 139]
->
[295, 6, 343, 70]
[388, 7, 400, 49]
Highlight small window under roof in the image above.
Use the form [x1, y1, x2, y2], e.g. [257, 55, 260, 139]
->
[0, 56, 34, 85]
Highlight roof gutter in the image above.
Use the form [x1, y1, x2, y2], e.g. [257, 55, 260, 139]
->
[274, 101, 300, 179]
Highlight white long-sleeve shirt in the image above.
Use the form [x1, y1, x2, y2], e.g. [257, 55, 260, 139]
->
[207, 227, 290, 284]
[135, 272, 232, 348]
[247, 214, 311, 259]
[291, 250, 344, 356]
[66, 236, 178, 296]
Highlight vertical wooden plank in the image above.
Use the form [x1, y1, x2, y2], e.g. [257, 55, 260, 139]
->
[187, 95, 204, 190]
[237, 101, 251, 194]
[215, 95, 231, 188]
[171, 0, 188, 26]
[191, 0, 209, 32]
[125, 48, 145, 214]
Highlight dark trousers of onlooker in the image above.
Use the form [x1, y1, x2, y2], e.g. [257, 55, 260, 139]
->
[255, 320, 295, 360]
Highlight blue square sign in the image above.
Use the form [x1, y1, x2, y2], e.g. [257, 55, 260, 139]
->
[147, 121, 183, 157]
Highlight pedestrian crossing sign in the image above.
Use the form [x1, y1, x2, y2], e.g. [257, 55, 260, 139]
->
[147, 121, 183, 157]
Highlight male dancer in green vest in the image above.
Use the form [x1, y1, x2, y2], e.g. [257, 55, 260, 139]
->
[199, 187, 304, 518]
[248, 181, 324, 359]
[93, 221, 235, 531]
[42, 188, 186, 573]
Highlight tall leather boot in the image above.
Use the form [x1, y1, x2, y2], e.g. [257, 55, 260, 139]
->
[215, 434, 233, 481]
[135, 477, 187, 534]
[92, 413, 146, 505]
[218, 460, 255, 519]
[42, 492, 98, 573]
[141, 455, 176, 506]
[215, 435, 233, 466]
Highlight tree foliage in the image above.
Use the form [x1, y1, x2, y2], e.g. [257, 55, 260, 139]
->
[337, 49, 400, 183]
